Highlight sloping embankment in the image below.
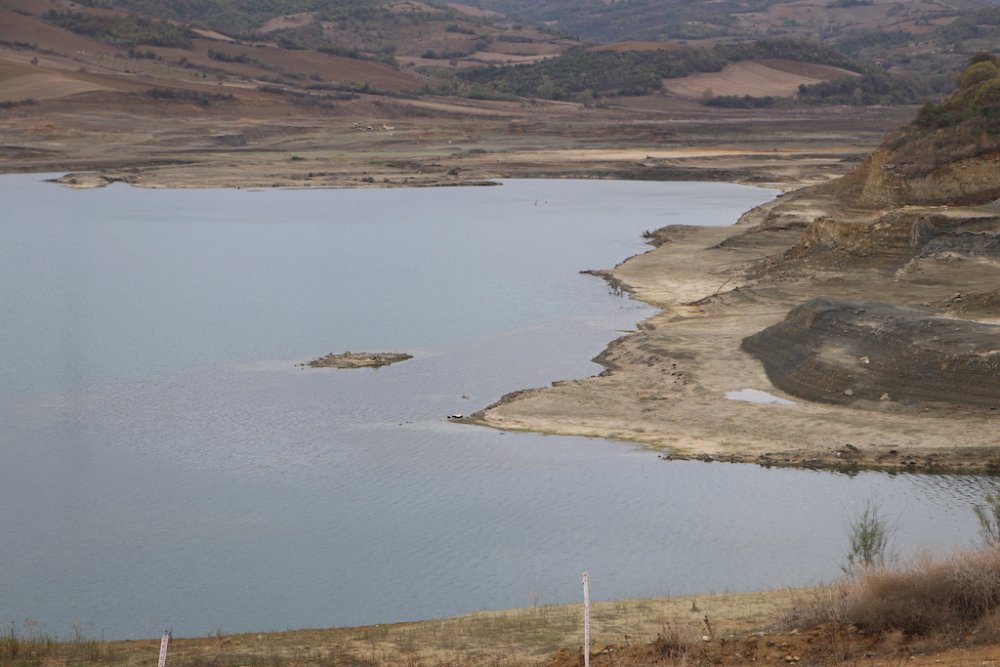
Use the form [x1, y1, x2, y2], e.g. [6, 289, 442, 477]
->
[742, 299, 1000, 409]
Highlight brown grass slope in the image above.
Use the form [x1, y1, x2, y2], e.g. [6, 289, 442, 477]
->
[0, 6, 431, 103]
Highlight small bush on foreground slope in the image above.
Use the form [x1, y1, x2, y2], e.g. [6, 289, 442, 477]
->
[841, 549, 1000, 637]
[792, 492, 1000, 640]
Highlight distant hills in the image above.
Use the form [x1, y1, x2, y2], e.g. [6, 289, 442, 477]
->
[462, 0, 1000, 90]
[53, 0, 579, 68]
[456, 38, 925, 105]
[460, 0, 999, 45]
[0, 0, 996, 111]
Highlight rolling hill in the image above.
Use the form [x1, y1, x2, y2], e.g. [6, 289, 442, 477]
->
[13, 0, 579, 69]
[0, 0, 928, 114]
[0, 0, 589, 119]
[456, 38, 924, 106]
[823, 53, 1000, 207]
[461, 0, 1000, 91]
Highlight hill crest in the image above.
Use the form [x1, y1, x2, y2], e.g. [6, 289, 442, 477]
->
[824, 54, 1000, 207]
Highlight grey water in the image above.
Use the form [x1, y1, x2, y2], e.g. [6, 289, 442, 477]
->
[0, 174, 996, 640]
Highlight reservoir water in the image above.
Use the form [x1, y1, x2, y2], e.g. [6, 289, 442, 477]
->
[1, 175, 996, 640]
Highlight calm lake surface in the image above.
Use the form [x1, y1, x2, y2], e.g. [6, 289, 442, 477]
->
[1, 175, 997, 640]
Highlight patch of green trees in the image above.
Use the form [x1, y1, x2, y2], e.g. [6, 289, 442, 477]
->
[914, 54, 1000, 133]
[43, 10, 194, 48]
[457, 38, 902, 103]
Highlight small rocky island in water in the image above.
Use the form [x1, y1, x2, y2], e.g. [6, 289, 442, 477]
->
[300, 351, 412, 369]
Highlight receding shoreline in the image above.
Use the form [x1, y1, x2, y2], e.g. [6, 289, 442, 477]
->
[23, 146, 1000, 474]
[7, 108, 999, 652]
[471, 184, 1000, 475]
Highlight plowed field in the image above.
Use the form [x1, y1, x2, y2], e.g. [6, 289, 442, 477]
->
[664, 59, 858, 99]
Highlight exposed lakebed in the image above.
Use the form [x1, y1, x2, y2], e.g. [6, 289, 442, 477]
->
[0, 175, 996, 640]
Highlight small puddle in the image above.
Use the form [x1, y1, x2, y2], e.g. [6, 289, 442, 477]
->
[725, 388, 795, 405]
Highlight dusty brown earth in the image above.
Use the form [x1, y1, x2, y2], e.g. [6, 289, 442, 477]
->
[3, 93, 896, 192]
[551, 625, 1000, 667]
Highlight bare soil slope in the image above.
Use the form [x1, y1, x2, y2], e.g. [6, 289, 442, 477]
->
[742, 298, 1000, 408]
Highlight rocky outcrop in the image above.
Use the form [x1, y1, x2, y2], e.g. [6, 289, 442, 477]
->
[823, 148, 1000, 209]
[301, 352, 412, 369]
[784, 209, 1000, 266]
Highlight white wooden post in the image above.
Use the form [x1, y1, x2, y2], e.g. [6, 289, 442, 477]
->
[157, 630, 171, 667]
[582, 572, 590, 667]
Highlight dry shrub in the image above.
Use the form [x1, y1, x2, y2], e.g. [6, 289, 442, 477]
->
[974, 607, 1000, 642]
[843, 549, 1000, 637]
[783, 585, 852, 630]
[789, 549, 1000, 639]
[649, 620, 699, 659]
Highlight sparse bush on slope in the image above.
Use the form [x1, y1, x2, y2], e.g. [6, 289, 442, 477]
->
[883, 53, 1000, 176]
[834, 550, 1000, 637]
[796, 495, 1000, 640]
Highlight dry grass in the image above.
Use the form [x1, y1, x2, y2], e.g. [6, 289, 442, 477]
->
[0, 591, 797, 667]
[790, 548, 1000, 640]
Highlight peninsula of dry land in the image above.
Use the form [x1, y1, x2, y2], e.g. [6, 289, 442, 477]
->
[473, 57, 1000, 474]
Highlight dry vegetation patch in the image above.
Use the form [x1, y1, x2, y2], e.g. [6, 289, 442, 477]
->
[0, 8, 119, 56]
[796, 549, 1000, 638]
[553, 548, 1000, 667]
